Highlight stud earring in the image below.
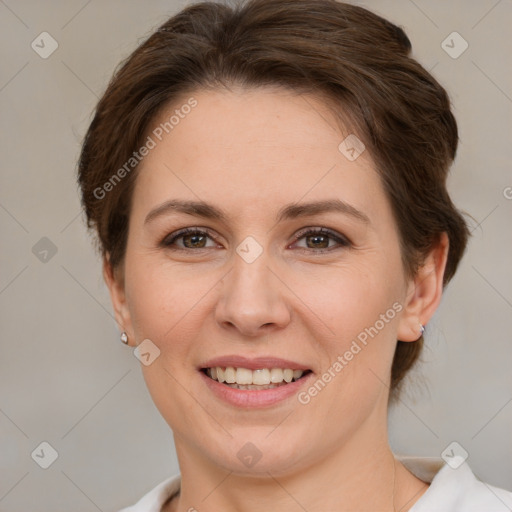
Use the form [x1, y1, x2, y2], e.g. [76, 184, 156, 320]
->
[419, 324, 425, 336]
[120, 332, 129, 344]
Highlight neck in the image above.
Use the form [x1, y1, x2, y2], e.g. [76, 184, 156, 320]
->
[166, 405, 428, 512]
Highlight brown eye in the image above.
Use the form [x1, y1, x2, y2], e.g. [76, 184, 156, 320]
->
[181, 232, 208, 248]
[292, 228, 351, 253]
[305, 233, 330, 249]
[162, 228, 217, 250]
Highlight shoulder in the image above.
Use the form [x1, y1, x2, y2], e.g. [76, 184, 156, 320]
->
[398, 456, 512, 512]
[117, 473, 181, 512]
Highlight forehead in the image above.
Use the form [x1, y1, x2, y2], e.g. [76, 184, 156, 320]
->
[146, 86, 354, 162]
[132, 87, 386, 225]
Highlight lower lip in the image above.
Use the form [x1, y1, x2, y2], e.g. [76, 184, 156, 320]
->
[199, 370, 313, 408]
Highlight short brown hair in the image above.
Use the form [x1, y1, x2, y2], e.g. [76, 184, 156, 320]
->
[77, 0, 470, 397]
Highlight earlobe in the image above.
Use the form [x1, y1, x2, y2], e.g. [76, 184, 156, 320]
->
[397, 233, 449, 342]
[103, 254, 134, 345]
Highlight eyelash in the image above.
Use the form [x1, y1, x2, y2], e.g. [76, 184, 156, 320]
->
[161, 227, 351, 254]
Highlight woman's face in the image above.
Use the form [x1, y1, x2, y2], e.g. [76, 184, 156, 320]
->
[108, 86, 423, 475]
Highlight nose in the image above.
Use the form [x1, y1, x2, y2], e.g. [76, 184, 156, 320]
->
[215, 251, 291, 337]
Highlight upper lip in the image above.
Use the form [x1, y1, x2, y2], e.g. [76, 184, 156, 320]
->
[200, 355, 311, 371]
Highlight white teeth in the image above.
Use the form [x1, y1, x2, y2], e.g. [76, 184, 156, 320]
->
[253, 368, 270, 385]
[224, 367, 236, 383]
[206, 367, 305, 386]
[270, 368, 284, 383]
[236, 367, 253, 385]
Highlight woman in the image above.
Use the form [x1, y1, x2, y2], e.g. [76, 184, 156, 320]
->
[77, 0, 512, 510]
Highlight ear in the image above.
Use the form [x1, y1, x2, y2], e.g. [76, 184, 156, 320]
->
[103, 253, 135, 346]
[397, 233, 449, 342]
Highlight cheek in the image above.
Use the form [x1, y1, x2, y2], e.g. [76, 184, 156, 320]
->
[291, 257, 402, 338]
[124, 255, 224, 363]
[123, 258, 208, 430]
[123, 255, 187, 348]
[293, 261, 403, 401]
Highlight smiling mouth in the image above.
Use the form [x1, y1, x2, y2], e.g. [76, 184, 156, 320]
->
[201, 367, 312, 390]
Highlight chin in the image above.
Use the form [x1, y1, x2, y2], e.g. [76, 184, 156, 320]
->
[198, 428, 308, 477]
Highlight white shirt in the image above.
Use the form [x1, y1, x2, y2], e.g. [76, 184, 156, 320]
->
[118, 456, 512, 511]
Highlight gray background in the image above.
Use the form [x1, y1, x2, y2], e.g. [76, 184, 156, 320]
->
[0, 0, 511, 510]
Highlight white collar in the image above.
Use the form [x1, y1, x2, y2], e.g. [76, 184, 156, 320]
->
[120, 456, 512, 511]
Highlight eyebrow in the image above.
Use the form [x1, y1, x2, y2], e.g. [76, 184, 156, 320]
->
[144, 198, 370, 225]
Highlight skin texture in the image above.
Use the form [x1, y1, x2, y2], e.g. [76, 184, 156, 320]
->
[104, 86, 448, 511]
